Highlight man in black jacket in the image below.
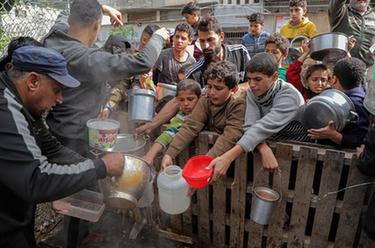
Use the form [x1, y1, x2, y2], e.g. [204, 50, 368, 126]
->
[0, 45, 124, 248]
[357, 77, 375, 240]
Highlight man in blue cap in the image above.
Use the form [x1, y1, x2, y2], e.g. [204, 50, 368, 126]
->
[0, 45, 124, 248]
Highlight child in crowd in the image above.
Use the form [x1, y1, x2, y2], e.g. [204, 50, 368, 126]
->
[301, 64, 330, 100]
[280, 0, 317, 40]
[308, 57, 369, 149]
[207, 53, 305, 180]
[153, 23, 196, 85]
[143, 79, 201, 165]
[181, 1, 202, 59]
[265, 33, 289, 81]
[161, 60, 246, 169]
[241, 12, 270, 58]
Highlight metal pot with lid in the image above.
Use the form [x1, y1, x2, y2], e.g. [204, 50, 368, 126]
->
[302, 89, 358, 131]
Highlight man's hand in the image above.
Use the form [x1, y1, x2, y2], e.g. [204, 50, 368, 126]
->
[154, 28, 171, 42]
[102, 5, 123, 27]
[101, 152, 124, 176]
[161, 154, 173, 170]
[135, 122, 154, 136]
[356, 144, 365, 157]
[97, 108, 111, 119]
[51, 199, 71, 214]
[206, 155, 232, 182]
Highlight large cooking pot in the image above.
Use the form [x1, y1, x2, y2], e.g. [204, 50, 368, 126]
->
[310, 32, 348, 61]
[128, 89, 155, 122]
[107, 133, 148, 157]
[100, 155, 153, 209]
[156, 83, 177, 101]
[302, 89, 358, 131]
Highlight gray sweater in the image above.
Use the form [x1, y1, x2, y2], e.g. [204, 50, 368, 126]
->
[237, 79, 304, 152]
[42, 13, 164, 152]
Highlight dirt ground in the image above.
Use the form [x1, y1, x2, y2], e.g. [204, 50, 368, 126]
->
[36, 205, 188, 248]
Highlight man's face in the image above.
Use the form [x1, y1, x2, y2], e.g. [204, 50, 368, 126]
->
[27, 73, 63, 116]
[249, 22, 263, 37]
[206, 78, 232, 106]
[183, 13, 199, 26]
[247, 71, 278, 97]
[173, 31, 192, 52]
[139, 33, 150, 51]
[350, 0, 370, 12]
[198, 30, 223, 63]
[265, 43, 286, 65]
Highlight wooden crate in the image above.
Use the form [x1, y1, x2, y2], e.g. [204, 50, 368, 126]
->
[155, 132, 375, 248]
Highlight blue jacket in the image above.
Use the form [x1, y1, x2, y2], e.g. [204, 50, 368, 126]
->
[341, 87, 369, 148]
[241, 31, 270, 58]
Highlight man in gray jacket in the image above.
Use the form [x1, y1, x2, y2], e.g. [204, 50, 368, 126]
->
[42, 0, 169, 156]
[328, 0, 375, 67]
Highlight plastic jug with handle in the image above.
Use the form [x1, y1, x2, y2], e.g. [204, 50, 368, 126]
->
[157, 165, 190, 215]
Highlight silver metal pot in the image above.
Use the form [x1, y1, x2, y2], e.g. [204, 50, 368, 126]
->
[128, 89, 155, 122]
[100, 155, 153, 209]
[107, 133, 148, 157]
[156, 83, 177, 101]
[302, 89, 358, 131]
[310, 32, 348, 61]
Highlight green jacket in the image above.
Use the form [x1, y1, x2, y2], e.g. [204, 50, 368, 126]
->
[328, 0, 375, 67]
[155, 111, 185, 148]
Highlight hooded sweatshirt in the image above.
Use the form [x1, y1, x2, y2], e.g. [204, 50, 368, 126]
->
[280, 16, 318, 40]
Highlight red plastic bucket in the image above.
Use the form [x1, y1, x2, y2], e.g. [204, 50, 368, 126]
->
[182, 155, 214, 188]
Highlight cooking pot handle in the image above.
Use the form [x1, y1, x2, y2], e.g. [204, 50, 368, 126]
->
[347, 110, 359, 124]
[289, 35, 308, 48]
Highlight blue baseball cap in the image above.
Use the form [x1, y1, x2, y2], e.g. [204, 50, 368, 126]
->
[12, 45, 80, 88]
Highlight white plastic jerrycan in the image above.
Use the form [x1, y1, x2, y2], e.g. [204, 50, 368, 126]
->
[157, 165, 190, 215]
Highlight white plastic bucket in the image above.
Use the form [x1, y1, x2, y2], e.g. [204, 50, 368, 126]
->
[87, 118, 120, 151]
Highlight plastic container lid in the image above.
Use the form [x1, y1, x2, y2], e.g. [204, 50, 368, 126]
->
[58, 189, 105, 222]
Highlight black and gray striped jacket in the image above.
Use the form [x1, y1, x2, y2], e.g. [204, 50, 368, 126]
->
[0, 72, 106, 248]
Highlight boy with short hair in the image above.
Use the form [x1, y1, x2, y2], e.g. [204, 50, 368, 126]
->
[154, 23, 196, 85]
[208, 53, 305, 180]
[280, 0, 317, 40]
[265, 33, 289, 81]
[181, 2, 202, 59]
[241, 12, 270, 58]
[308, 57, 369, 148]
[143, 79, 201, 165]
[161, 60, 246, 169]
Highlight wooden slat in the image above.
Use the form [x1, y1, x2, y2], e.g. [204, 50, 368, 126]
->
[212, 179, 227, 248]
[335, 155, 369, 247]
[176, 149, 193, 236]
[288, 147, 317, 248]
[267, 144, 293, 247]
[248, 152, 268, 248]
[230, 154, 247, 248]
[358, 226, 375, 248]
[310, 150, 344, 248]
[197, 133, 211, 247]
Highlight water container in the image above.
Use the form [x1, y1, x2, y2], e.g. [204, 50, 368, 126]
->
[157, 165, 190, 215]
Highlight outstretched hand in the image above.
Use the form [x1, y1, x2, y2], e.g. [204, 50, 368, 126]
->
[206, 155, 232, 183]
[102, 5, 123, 27]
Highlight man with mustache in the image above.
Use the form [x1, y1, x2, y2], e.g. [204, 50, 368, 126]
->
[135, 16, 250, 136]
[329, 0, 375, 67]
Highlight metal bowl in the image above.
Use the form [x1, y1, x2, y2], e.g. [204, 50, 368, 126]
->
[310, 32, 348, 61]
[100, 155, 152, 209]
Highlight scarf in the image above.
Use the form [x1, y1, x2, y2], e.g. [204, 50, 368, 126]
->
[253, 79, 283, 108]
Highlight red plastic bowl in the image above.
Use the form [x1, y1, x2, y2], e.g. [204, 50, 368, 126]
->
[182, 155, 214, 188]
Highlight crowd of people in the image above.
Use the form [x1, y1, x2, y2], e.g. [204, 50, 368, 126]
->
[0, 0, 374, 247]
